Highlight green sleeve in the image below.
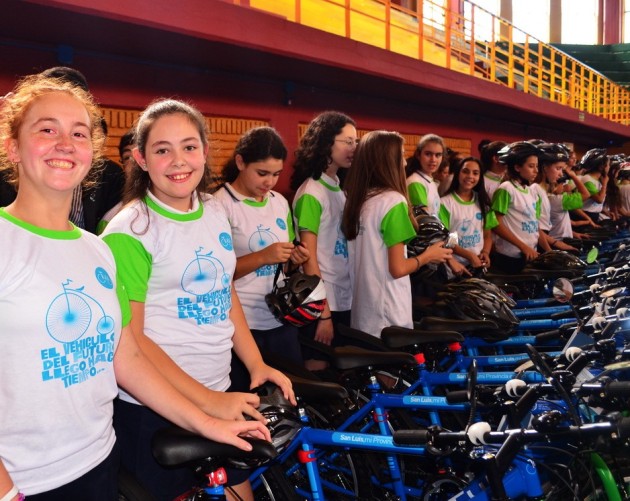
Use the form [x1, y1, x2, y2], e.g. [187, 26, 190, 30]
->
[584, 180, 598, 195]
[102, 233, 153, 303]
[293, 194, 323, 235]
[438, 203, 451, 230]
[96, 219, 108, 235]
[535, 195, 541, 219]
[491, 188, 511, 215]
[561, 192, 583, 211]
[484, 211, 499, 230]
[381, 202, 416, 247]
[286, 209, 296, 242]
[408, 181, 428, 207]
[115, 280, 132, 327]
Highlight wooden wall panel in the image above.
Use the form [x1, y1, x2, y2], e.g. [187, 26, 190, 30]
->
[297, 124, 471, 161]
[101, 107, 268, 173]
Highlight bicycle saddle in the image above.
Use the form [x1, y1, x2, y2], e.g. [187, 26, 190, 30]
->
[331, 346, 416, 371]
[380, 326, 463, 349]
[289, 374, 349, 402]
[151, 427, 276, 468]
[415, 316, 499, 333]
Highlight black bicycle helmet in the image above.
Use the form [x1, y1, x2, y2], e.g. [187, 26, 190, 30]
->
[609, 153, 626, 168]
[229, 384, 302, 468]
[265, 270, 327, 327]
[442, 278, 516, 308]
[579, 148, 608, 173]
[407, 214, 456, 257]
[619, 165, 630, 181]
[497, 141, 543, 167]
[528, 250, 587, 271]
[538, 143, 570, 164]
[441, 288, 519, 337]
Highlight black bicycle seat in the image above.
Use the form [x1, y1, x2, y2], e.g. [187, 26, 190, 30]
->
[152, 427, 276, 467]
[381, 326, 463, 348]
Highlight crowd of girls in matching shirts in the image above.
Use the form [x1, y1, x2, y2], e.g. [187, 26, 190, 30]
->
[101, 102, 293, 501]
[0, 76, 270, 501]
[1, 69, 629, 501]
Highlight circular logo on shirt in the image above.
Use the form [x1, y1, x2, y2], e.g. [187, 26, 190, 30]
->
[219, 232, 233, 251]
[95, 267, 113, 289]
[276, 218, 286, 230]
[476, 212, 482, 220]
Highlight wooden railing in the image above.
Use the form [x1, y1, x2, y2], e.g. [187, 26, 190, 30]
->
[238, 0, 630, 126]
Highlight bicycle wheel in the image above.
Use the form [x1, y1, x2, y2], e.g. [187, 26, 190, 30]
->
[254, 464, 302, 501]
[117, 467, 156, 501]
[97, 314, 115, 334]
[181, 258, 217, 295]
[46, 292, 92, 343]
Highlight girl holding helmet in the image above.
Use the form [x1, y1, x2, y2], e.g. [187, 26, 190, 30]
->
[214, 127, 310, 372]
[406, 134, 469, 277]
[343, 131, 452, 338]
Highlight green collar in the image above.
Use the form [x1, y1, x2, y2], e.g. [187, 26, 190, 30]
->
[318, 176, 341, 192]
[0, 207, 82, 239]
[453, 191, 476, 205]
[145, 195, 204, 221]
[510, 180, 529, 194]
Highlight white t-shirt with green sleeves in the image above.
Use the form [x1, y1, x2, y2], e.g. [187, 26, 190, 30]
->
[484, 171, 504, 201]
[0, 209, 127, 495]
[214, 184, 295, 330]
[102, 192, 236, 397]
[491, 180, 541, 258]
[407, 171, 440, 216]
[439, 191, 486, 266]
[349, 190, 416, 338]
[580, 174, 604, 213]
[531, 183, 550, 232]
[293, 173, 351, 312]
[546, 188, 583, 239]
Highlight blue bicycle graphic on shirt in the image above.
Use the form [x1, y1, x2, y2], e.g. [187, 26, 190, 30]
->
[45, 279, 115, 344]
[248, 224, 279, 252]
[181, 247, 230, 296]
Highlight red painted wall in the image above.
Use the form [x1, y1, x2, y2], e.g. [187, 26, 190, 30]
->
[2, 0, 627, 195]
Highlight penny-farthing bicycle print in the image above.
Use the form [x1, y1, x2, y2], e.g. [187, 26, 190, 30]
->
[181, 247, 230, 296]
[248, 224, 279, 252]
[46, 279, 115, 343]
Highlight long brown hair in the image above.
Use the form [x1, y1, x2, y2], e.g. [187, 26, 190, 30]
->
[123, 99, 212, 205]
[342, 130, 416, 240]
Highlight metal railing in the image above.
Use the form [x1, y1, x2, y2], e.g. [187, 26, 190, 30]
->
[236, 0, 630, 125]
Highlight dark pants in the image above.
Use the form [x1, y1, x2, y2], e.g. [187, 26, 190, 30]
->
[301, 310, 352, 359]
[28, 444, 119, 501]
[490, 251, 527, 274]
[229, 323, 301, 392]
[114, 399, 248, 501]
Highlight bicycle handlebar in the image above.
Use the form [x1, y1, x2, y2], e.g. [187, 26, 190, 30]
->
[393, 417, 630, 447]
